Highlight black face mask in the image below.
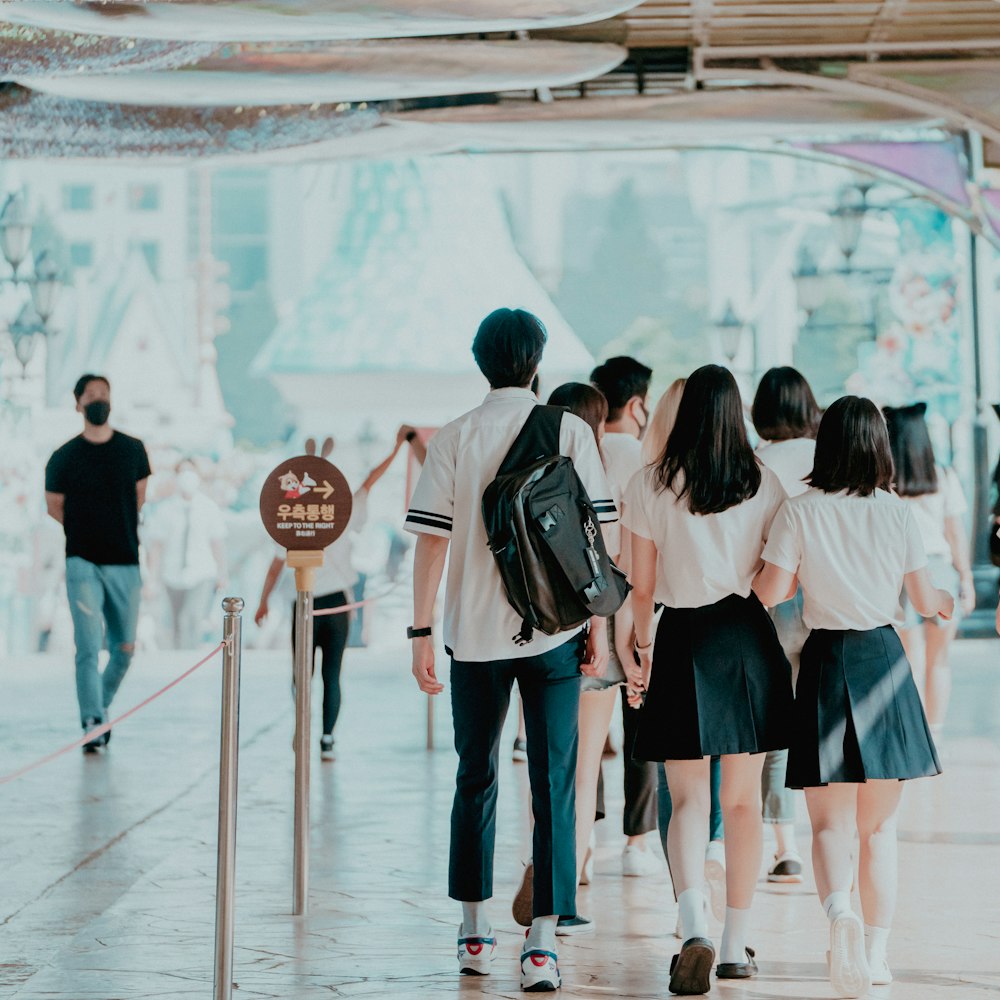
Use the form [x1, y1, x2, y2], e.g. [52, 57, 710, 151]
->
[83, 400, 111, 426]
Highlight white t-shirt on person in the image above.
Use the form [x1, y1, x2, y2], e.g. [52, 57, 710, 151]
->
[621, 463, 786, 609]
[601, 432, 643, 559]
[761, 487, 928, 631]
[404, 387, 617, 663]
[755, 437, 815, 499]
[900, 466, 966, 559]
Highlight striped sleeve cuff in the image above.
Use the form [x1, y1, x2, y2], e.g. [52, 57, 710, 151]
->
[404, 508, 453, 538]
[592, 499, 618, 524]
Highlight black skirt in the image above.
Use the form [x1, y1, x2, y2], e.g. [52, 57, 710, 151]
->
[786, 626, 941, 788]
[632, 592, 793, 761]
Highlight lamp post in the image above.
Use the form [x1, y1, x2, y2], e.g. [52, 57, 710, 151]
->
[714, 300, 745, 366]
[792, 245, 829, 318]
[830, 183, 868, 268]
[1, 190, 64, 376]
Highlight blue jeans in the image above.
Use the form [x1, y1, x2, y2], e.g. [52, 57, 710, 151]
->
[65, 557, 142, 726]
[657, 755, 724, 894]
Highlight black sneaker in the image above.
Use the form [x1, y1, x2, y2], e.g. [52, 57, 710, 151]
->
[82, 717, 104, 754]
[555, 914, 594, 936]
[320, 735, 335, 760]
[767, 851, 803, 883]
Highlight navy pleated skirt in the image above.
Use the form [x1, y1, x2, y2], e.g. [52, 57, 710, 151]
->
[632, 592, 793, 761]
[786, 625, 941, 788]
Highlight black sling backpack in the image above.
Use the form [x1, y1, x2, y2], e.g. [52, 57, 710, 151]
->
[482, 405, 629, 645]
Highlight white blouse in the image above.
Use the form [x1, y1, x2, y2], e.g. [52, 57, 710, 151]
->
[762, 487, 928, 631]
[622, 463, 786, 609]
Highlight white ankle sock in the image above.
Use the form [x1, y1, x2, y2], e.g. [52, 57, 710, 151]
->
[678, 887, 709, 940]
[865, 924, 890, 963]
[720, 906, 750, 964]
[823, 891, 852, 920]
[461, 901, 491, 937]
[526, 914, 558, 952]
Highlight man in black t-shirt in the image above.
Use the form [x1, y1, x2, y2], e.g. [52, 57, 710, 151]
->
[45, 374, 152, 751]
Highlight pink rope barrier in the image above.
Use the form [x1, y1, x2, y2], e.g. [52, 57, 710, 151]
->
[310, 585, 398, 618]
[0, 642, 226, 786]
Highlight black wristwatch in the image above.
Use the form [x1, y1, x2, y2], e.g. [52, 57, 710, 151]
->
[407, 625, 433, 639]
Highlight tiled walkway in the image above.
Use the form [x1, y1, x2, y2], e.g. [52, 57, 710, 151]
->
[2, 634, 999, 999]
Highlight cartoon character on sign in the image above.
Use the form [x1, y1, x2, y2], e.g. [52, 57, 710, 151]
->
[278, 470, 317, 499]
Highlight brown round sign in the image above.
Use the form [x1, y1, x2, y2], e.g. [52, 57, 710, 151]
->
[259, 455, 353, 550]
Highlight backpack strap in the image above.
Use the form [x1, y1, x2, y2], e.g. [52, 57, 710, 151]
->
[497, 405, 564, 478]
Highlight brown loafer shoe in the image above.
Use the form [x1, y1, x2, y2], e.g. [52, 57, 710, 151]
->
[669, 936, 715, 995]
[512, 861, 533, 927]
[717, 946, 757, 979]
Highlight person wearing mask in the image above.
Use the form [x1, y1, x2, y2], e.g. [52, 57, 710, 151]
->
[625, 365, 792, 995]
[44, 374, 152, 751]
[642, 378, 726, 933]
[751, 367, 822, 884]
[255, 427, 416, 759]
[755, 395, 949, 996]
[147, 459, 227, 649]
[406, 309, 615, 991]
[884, 403, 974, 733]
[590, 354, 662, 879]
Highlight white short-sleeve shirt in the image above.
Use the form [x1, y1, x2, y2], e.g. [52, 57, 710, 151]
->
[761, 487, 928, 631]
[901, 466, 967, 558]
[404, 388, 617, 662]
[622, 463, 786, 608]
[601, 432, 643, 559]
[755, 437, 815, 498]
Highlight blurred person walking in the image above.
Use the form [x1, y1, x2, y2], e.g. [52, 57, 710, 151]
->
[755, 396, 949, 996]
[884, 403, 974, 733]
[255, 427, 417, 760]
[406, 309, 615, 991]
[624, 365, 792, 995]
[590, 355, 662, 878]
[44, 374, 151, 752]
[147, 458, 227, 649]
[750, 367, 822, 884]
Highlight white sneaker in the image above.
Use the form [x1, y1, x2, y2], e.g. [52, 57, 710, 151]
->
[520, 948, 561, 992]
[622, 844, 661, 877]
[457, 927, 497, 976]
[869, 955, 893, 986]
[767, 849, 803, 883]
[703, 842, 726, 923]
[827, 912, 871, 998]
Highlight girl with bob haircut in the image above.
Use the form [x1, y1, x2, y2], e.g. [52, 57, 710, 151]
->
[883, 403, 974, 733]
[755, 395, 951, 998]
[751, 367, 821, 886]
[623, 364, 792, 995]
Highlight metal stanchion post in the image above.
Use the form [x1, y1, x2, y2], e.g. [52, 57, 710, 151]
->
[292, 584, 313, 915]
[214, 597, 243, 1000]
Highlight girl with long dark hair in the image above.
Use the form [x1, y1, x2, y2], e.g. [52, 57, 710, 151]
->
[751, 366, 821, 884]
[624, 365, 792, 995]
[884, 403, 974, 732]
[755, 396, 950, 997]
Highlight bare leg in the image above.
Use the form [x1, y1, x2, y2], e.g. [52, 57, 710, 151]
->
[804, 784, 857, 905]
[574, 687, 618, 883]
[663, 758, 713, 895]
[922, 621, 957, 728]
[517, 691, 527, 743]
[855, 780, 903, 929]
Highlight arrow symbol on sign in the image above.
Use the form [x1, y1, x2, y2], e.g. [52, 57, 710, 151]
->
[314, 480, 335, 500]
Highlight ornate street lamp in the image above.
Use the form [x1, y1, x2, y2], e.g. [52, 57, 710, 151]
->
[714, 300, 745, 364]
[830, 184, 868, 267]
[1, 189, 64, 374]
[792, 245, 828, 317]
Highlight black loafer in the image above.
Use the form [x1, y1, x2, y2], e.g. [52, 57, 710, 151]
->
[717, 946, 757, 979]
[669, 937, 715, 995]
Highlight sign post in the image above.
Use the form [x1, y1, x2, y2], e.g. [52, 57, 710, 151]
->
[259, 455, 352, 916]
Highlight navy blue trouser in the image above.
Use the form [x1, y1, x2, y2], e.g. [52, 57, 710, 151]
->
[449, 633, 583, 919]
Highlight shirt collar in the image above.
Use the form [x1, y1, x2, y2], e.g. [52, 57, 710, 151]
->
[483, 387, 537, 404]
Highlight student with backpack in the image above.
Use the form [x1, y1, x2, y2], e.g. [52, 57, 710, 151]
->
[405, 308, 618, 992]
[755, 395, 950, 997]
[624, 365, 792, 995]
